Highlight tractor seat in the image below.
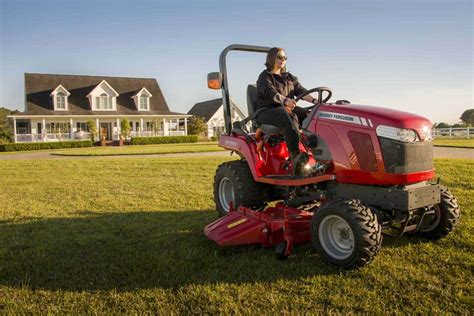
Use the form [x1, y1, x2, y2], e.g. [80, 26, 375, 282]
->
[247, 84, 283, 136]
[259, 124, 283, 135]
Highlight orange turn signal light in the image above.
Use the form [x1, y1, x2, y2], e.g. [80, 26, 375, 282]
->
[207, 72, 222, 90]
[208, 79, 221, 90]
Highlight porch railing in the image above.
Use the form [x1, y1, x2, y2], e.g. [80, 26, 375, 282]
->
[14, 130, 186, 143]
[14, 133, 92, 143]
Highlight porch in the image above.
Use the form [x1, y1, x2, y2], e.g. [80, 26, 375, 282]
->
[10, 116, 189, 143]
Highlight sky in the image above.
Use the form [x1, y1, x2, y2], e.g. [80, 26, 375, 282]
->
[0, 0, 472, 124]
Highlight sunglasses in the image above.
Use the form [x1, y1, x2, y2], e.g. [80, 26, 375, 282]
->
[276, 55, 287, 61]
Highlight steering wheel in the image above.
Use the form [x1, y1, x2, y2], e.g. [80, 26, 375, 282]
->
[294, 87, 332, 109]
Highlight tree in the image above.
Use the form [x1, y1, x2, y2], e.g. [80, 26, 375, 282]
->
[0, 107, 13, 141]
[188, 116, 207, 135]
[434, 122, 450, 128]
[87, 120, 98, 142]
[460, 109, 474, 126]
[120, 118, 131, 139]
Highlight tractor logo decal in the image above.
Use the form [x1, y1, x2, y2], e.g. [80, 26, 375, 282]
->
[224, 140, 238, 148]
[318, 111, 373, 127]
[227, 218, 248, 229]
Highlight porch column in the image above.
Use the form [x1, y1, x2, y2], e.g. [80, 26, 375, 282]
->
[163, 118, 169, 136]
[13, 117, 17, 143]
[140, 118, 144, 136]
[184, 117, 188, 135]
[70, 118, 75, 140]
[42, 118, 46, 142]
[116, 118, 120, 140]
[96, 118, 100, 141]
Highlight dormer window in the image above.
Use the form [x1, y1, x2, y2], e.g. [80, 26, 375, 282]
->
[87, 80, 119, 111]
[96, 93, 112, 109]
[50, 84, 70, 111]
[139, 95, 148, 110]
[57, 92, 66, 109]
[132, 87, 152, 111]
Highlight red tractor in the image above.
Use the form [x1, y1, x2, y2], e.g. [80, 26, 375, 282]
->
[204, 44, 461, 268]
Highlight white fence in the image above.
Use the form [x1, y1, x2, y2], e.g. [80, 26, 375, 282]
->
[433, 127, 472, 139]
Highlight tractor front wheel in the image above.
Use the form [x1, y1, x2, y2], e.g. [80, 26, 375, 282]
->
[418, 185, 461, 239]
[312, 199, 382, 268]
[214, 160, 269, 217]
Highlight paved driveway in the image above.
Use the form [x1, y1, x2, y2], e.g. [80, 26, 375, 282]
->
[0, 147, 472, 161]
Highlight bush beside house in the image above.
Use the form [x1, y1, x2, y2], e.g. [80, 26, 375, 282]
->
[0, 140, 93, 152]
[131, 135, 198, 145]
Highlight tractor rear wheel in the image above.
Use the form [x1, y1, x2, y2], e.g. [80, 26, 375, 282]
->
[418, 185, 460, 239]
[312, 199, 382, 268]
[214, 160, 269, 217]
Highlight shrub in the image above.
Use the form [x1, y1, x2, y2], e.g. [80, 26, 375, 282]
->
[0, 140, 92, 152]
[87, 120, 97, 141]
[131, 135, 198, 145]
[120, 118, 131, 139]
[210, 136, 218, 141]
[188, 117, 207, 135]
[0, 137, 10, 145]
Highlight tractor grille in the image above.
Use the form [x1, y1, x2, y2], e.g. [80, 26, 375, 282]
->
[379, 137, 433, 173]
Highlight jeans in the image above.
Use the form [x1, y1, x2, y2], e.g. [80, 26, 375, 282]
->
[256, 106, 308, 153]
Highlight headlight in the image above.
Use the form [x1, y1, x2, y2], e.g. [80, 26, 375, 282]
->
[376, 125, 418, 142]
[419, 126, 433, 141]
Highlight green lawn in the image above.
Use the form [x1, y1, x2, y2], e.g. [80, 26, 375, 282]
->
[433, 138, 474, 148]
[0, 157, 472, 313]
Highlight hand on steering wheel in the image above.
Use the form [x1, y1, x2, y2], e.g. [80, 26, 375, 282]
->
[294, 87, 332, 110]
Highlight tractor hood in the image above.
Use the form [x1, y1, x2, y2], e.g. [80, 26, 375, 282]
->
[317, 103, 433, 140]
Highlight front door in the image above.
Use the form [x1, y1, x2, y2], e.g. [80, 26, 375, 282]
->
[100, 122, 112, 140]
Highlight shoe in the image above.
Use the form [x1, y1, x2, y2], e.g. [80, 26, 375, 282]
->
[290, 151, 309, 177]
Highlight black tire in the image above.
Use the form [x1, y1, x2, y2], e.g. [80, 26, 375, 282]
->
[419, 185, 461, 239]
[275, 241, 289, 260]
[214, 160, 269, 217]
[311, 199, 382, 268]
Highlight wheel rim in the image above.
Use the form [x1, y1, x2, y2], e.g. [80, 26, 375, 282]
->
[218, 177, 235, 213]
[418, 205, 442, 232]
[318, 215, 355, 260]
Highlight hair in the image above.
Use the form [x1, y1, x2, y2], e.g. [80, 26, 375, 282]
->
[265, 47, 287, 72]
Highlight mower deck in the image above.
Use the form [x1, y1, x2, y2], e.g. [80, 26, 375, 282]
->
[204, 203, 315, 255]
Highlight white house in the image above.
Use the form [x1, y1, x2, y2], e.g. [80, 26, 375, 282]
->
[188, 98, 247, 138]
[8, 73, 191, 143]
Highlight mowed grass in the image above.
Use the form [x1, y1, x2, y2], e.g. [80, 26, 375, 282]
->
[0, 157, 472, 313]
[433, 138, 474, 148]
[50, 142, 223, 156]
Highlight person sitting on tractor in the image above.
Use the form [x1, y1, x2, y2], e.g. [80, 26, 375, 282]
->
[255, 47, 319, 167]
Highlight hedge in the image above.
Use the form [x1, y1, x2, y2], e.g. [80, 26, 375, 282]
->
[131, 135, 198, 145]
[0, 140, 93, 152]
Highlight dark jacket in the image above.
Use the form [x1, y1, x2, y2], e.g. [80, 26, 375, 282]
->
[255, 70, 307, 109]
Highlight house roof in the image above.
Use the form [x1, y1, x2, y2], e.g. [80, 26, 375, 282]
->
[187, 98, 246, 122]
[16, 73, 186, 116]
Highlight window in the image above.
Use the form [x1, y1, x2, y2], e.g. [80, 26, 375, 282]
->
[46, 122, 70, 133]
[57, 92, 66, 109]
[132, 88, 152, 110]
[50, 85, 70, 110]
[96, 93, 112, 110]
[17, 122, 29, 134]
[76, 122, 89, 132]
[140, 95, 148, 110]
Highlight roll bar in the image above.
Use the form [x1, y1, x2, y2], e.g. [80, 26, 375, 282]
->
[218, 44, 271, 134]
